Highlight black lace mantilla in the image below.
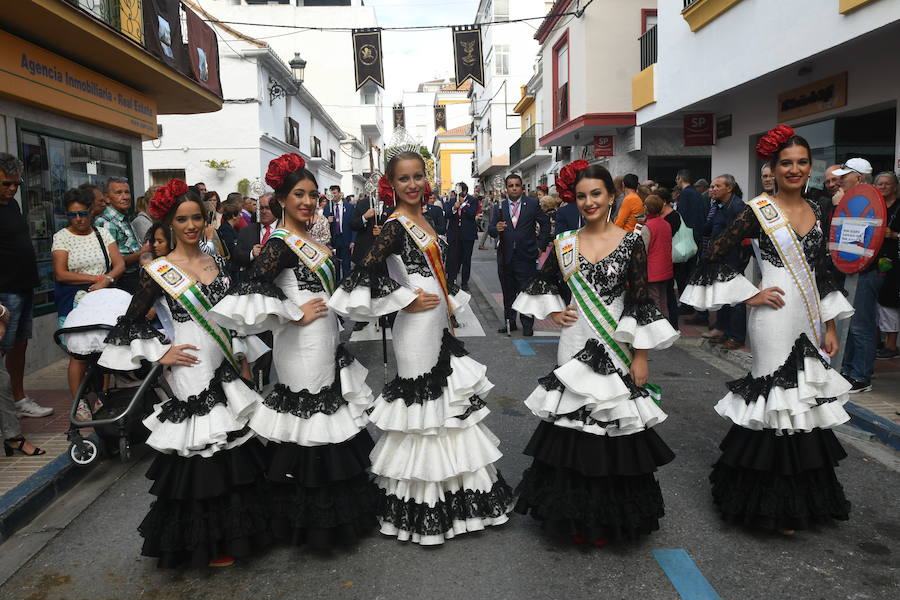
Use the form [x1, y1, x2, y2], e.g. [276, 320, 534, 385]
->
[262, 345, 357, 418]
[157, 359, 241, 423]
[382, 330, 468, 405]
[339, 265, 402, 298]
[378, 475, 513, 536]
[105, 315, 169, 346]
[726, 333, 838, 405]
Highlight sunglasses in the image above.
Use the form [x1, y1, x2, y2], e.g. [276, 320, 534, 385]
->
[0, 180, 23, 187]
[66, 210, 90, 219]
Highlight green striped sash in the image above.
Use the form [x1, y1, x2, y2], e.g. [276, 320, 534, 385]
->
[146, 258, 239, 371]
[270, 228, 337, 295]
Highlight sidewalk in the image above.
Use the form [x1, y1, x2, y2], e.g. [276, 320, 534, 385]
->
[469, 250, 900, 449]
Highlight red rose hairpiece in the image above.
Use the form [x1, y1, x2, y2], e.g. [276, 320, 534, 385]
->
[377, 173, 395, 207]
[555, 159, 590, 203]
[149, 178, 189, 220]
[265, 153, 306, 190]
[755, 124, 796, 161]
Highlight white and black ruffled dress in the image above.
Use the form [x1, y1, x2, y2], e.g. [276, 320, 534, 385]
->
[681, 201, 855, 530]
[210, 238, 378, 548]
[99, 255, 270, 568]
[512, 232, 678, 542]
[328, 217, 513, 545]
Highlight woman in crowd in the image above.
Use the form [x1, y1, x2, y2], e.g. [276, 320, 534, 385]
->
[52, 187, 125, 419]
[328, 151, 512, 545]
[99, 179, 269, 568]
[640, 194, 675, 320]
[874, 171, 899, 360]
[211, 154, 377, 549]
[0, 301, 44, 456]
[658, 188, 683, 329]
[131, 186, 157, 243]
[512, 160, 678, 547]
[310, 194, 332, 247]
[681, 125, 854, 534]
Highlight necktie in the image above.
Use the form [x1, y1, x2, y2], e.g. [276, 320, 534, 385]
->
[261, 224, 271, 245]
[335, 203, 341, 234]
[511, 200, 521, 228]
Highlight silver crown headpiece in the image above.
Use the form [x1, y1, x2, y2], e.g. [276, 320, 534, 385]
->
[384, 127, 422, 162]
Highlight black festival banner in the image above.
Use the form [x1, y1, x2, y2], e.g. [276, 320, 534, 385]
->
[434, 105, 447, 130]
[393, 104, 405, 129]
[352, 28, 385, 91]
[185, 6, 222, 97]
[142, 0, 188, 74]
[452, 25, 484, 87]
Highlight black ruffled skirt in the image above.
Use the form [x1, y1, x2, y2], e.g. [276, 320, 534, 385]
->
[710, 425, 851, 530]
[266, 430, 379, 549]
[514, 421, 675, 542]
[139, 437, 271, 569]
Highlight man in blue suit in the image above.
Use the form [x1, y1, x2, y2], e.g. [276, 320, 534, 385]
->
[322, 185, 356, 281]
[489, 174, 550, 336]
[554, 201, 583, 236]
[444, 182, 478, 291]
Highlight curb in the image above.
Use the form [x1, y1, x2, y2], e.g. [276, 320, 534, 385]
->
[844, 402, 900, 450]
[0, 450, 85, 542]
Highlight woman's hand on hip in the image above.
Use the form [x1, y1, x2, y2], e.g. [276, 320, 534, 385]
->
[159, 344, 200, 367]
[295, 298, 329, 325]
[746, 286, 785, 309]
[551, 305, 578, 327]
[404, 288, 440, 313]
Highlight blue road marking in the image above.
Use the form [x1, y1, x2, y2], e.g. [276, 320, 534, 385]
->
[512, 339, 557, 356]
[653, 549, 721, 600]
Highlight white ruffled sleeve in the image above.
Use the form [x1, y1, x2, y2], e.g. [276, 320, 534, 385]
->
[679, 261, 759, 311]
[511, 248, 566, 319]
[98, 276, 171, 371]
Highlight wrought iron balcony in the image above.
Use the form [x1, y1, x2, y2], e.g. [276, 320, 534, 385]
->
[509, 123, 541, 167]
[639, 25, 658, 71]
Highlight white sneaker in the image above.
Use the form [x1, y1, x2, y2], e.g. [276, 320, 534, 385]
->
[14, 397, 54, 418]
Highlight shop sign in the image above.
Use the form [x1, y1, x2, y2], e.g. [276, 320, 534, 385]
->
[683, 113, 714, 146]
[593, 136, 614, 157]
[716, 114, 732, 140]
[0, 30, 158, 139]
[778, 73, 847, 122]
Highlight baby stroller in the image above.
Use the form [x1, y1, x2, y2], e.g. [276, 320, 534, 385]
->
[53, 289, 171, 467]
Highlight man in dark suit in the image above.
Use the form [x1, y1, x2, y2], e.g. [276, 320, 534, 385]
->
[674, 169, 709, 323]
[322, 185, 355, 281]
[489, 174, 550, 336]
[424, 189, 447, 235]
[350, 193, 393, 266]
[554, 201, 583, 236]
[444, 182, 478, 291]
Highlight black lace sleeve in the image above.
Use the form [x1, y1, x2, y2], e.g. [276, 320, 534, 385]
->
[339, 219, 407, 297]
[104, 272, 168, 345]
[622, 235, 666, 326]
[522, 248, 563, 296]
[813, 233, 844, 299]
[688, 206, 759, 285]
[232, 238, 297, 299]
[358, 218, 406, 268]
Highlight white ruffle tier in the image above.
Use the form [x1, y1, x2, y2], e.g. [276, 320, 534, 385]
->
[525, 359, 667, 437]
[327, 284, 418, 322]
[615, 316, 679, 350]
[249, 359, 373, 446]
[680, 274, 759, 311]
[512, 292, 566, 320]
[232, 334, 270, 362]
[210, 292, 302, 335]
[820, 290, 855, 323]
[447, 288, 472, 316]
[99, 337, 170, 371]
[143, 379, 258, 458]
[368, 354, 494, 434]
[715, 355, 852, 433]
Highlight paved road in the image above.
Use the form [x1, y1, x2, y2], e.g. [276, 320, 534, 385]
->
[1, 252, 898, 599]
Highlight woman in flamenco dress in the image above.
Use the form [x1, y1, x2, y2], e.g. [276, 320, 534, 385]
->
[680, 125, 855, 534]
[512, 161, 679, 547]
[328, 151, 513, 545]
[210, 154, 378, 548]
[99, 180, 269, 568]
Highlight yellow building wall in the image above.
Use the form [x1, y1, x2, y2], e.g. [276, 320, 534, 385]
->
[438, 147, 473, 195]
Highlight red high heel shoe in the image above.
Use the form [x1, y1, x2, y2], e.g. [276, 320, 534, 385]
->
[208, 555, 235, 567]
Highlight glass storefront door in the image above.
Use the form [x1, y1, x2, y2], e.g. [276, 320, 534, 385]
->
[18, 122, 131, 315]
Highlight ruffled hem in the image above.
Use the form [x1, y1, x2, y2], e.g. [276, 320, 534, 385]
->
[99, 337, 170, 371]
[447, 288, 471, 316]
[328, 266, 418, 321]
[251, 403, 368, 447]
[376, 474, 512, 545]
[143, 378, 259, 457]
[523, 420, 674, 477]
[370, 423, 503, 482]
[714, 425, 848, 475]
[820, 290, 855, 323]
[514, 460, 666, 542]
[614, 316, 679, 350]
[512, 292, 566, 320]
[680, 269, 758, 311]
[210, 291, 302, 335]
[264, 431, 374, 485]
[718, 333, 851, 433]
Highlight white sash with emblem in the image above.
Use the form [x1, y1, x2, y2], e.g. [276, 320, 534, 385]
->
[269, 228, 337, 295]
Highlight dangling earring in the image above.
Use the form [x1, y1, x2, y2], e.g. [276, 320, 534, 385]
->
[607, 202, 612, 223]
[804, 175, 810, 195]
[169, 228, 176, 250]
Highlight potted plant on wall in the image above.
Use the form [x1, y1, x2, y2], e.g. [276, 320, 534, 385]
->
[202, 159, 234, 179]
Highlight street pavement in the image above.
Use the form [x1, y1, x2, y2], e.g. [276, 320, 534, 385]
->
[0, 250, 898, 600]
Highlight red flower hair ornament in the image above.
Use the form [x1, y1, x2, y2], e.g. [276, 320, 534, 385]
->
[265, 153, 306, 190]
[555, 159, 590, 204]
[755, 124, 796, 161]
[149, 178, 189, 220]
[377, 174, 395, 207]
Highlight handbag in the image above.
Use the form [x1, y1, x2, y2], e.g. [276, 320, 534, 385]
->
[672, 221, 698, 263]
[54, 228, 112, 317]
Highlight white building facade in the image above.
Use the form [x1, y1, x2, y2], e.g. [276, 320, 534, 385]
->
[635, 0, 900, 195]
[144, 41, 344, 196]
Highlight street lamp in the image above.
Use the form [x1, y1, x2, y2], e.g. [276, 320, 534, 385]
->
[289, 53, 306, 85]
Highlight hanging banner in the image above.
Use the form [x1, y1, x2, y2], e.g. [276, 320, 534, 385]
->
[352, 28, 385, 90]
[185, 7, 223, 97]
[683, 113, 714, 146]
[452, 25, 484, 87]
[393, 104, 405, 129]
[593, 136, 614, 157]
[434, 105, 447, 130]
[142, 0, 189, 74]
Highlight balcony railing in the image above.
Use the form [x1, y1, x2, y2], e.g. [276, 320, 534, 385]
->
[639, 25, 657, 71]
[509, 123, 542, 167]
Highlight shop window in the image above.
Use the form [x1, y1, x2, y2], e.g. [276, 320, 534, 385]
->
[19, 126, 130, 315]
[150, 169, 186, 186]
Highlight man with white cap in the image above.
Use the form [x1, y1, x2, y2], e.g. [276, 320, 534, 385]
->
[831, 157, 880, 393]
